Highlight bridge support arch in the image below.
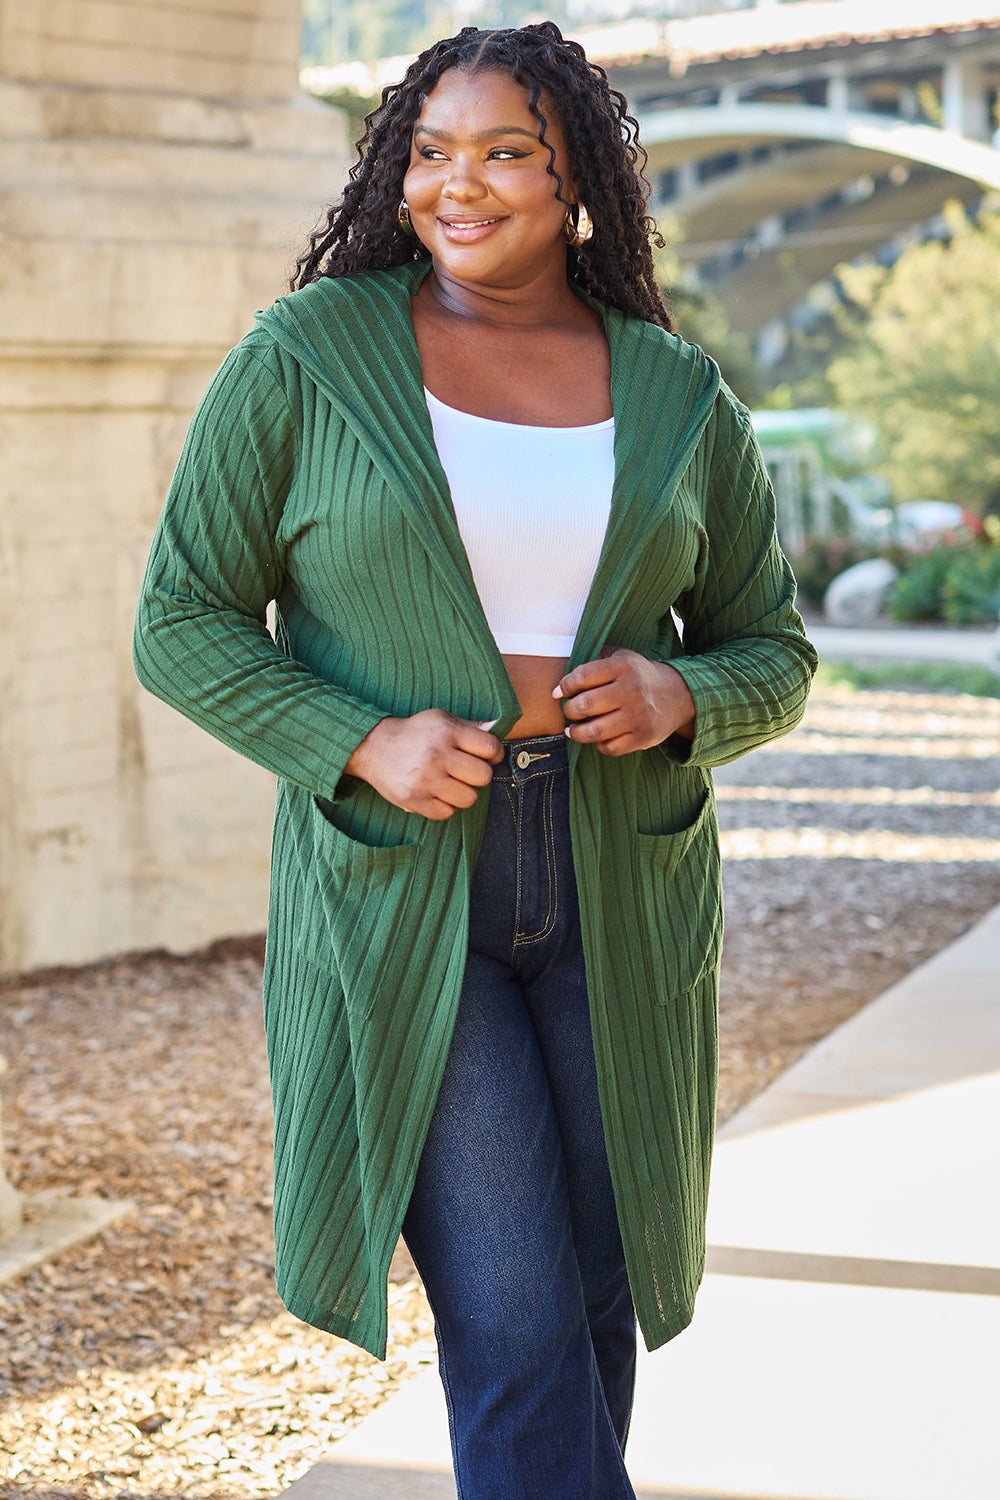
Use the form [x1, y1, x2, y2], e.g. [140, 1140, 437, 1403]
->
[639, 103, 1000, 190]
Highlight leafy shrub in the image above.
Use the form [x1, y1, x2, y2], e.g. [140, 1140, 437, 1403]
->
[888, 545, 955, 621]
[889, 532, 1000, 624]
[941, 547, 1000, 624]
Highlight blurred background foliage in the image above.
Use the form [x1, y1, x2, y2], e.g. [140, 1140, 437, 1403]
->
[829, 204, 1000, 521]
[654, 237, 765, 409]
[301, 1, 574, 68]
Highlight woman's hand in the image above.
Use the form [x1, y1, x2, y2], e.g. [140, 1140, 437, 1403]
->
[554, 648, 696, 756]
[345, 710, 503, 820]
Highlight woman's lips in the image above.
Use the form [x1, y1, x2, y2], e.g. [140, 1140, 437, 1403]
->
[437, 215, 507, 243]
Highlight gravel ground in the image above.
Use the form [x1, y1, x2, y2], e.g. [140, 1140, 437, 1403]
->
[1, 678, 998, 1499]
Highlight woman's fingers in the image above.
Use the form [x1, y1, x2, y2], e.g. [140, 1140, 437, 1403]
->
[452, 719, 505, 766]
[445, 751, 496, 789]
[557, 649, 696, 753]
[411, 755, 493, 817]
[553, 656, 620, 701]
[559, 681, 626, 723]
[346, 709, 503, 817]
[564, 707, 633, 745]
[420, 795, 468, 821]
[559, 650, 640, 737]
[411, 717, 499, 810]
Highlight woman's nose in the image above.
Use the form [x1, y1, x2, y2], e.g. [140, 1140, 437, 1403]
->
[442, 154, 487, 201]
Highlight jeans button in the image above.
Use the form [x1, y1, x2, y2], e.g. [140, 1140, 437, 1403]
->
[516, 751, 531, 770]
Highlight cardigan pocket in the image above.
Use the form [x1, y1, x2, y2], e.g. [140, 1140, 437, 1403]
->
[634, 782, 713, 870]
[634, 788, 722, 1000]
[295, 793, 423, 1023]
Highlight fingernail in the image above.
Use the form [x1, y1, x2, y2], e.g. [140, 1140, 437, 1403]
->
[563, 726, 572, 737]
[477, 719, 498, 731]
[552, 685, 564, 700]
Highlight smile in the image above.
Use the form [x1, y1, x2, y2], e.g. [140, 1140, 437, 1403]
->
[437, 216, 507, 239]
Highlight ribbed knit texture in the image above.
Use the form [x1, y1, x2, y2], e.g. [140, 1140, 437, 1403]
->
[133, 260, 817, 1358]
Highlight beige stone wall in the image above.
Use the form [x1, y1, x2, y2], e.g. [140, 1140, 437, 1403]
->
[0, 4, 350, 973]
[0, 0, 299, 101]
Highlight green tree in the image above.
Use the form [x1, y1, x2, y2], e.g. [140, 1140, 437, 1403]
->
[828, 203, 1000, 514]
[302, 2, 571, 69]
[654, 239, 764, 409]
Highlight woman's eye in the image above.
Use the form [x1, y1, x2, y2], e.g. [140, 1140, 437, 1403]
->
[415, 145, 527, 162]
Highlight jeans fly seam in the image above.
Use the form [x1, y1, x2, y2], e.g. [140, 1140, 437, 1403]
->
[511, 778, 525, 956]
[514, 771, 559, 948]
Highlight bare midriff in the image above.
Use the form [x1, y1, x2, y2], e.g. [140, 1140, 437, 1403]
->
[503, 654, 569, 739]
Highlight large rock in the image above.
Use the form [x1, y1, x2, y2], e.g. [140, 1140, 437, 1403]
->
[823, 558, 900, 626]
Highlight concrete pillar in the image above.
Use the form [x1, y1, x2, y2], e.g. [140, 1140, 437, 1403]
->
[942, 54, 990, 139]
[0, 1057, 22, 1240]
[0, 1, 351, 973]
[675, 157, 700, 199]
[826, 69, 851, 114]
[756, 319, 789, 371]
[898, 84, 920, 121]
[756, 214, 784, 251]
[826, 67, 867, 115]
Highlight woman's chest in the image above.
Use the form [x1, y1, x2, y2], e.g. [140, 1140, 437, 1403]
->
[413, 310, 612, 428]
[278, 406, 708, 630]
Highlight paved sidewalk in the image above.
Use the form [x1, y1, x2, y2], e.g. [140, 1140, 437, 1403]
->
[280, 904, 1000, 1500]
[807, 620, 999, 669]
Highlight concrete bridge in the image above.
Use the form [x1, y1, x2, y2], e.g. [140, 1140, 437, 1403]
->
[581, 0, 1000, 358]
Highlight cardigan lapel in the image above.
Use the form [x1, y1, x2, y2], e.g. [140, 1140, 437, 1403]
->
[257, 262, 720, 693]
[569, 300, 721, 668]
[257, 263, 523, 727]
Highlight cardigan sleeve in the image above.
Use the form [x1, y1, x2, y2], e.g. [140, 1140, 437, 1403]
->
[133, 343, 387, 798]
[659, 404, 818, 769]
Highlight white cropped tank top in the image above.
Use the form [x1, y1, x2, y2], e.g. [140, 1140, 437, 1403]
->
[425, 388, 615, 657]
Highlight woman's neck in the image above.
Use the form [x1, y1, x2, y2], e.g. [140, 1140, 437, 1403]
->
[424, 265, 586, 331]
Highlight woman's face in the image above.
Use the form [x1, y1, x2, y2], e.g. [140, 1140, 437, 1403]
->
[402, 68, 576, 292]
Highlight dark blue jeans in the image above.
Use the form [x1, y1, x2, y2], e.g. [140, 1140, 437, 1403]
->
[403, 735, 638, 1500]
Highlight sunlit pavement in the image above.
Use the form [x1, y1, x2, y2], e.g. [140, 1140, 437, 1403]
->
[281, 902, 1000, 1500]
[807, 621, 999, 668]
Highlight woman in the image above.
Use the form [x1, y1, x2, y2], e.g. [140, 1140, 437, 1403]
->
[134, 22, 816, 1499]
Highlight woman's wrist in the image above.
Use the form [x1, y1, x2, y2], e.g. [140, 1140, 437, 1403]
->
[344, 717, 395, 784]
[654, 662, 696, 743]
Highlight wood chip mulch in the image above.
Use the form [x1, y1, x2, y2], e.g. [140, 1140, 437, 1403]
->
[1, 678, 998, 1498]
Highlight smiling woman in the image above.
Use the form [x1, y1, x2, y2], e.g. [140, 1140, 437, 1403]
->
[404, 73, 578, 296]
[133, 21, 817, 1500]
[402, 68, 618, 738]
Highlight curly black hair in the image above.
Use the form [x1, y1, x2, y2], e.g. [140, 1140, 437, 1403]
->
[291, 22, 672, 330]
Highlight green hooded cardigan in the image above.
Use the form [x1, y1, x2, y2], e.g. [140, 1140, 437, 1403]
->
[133, 259, 816, 1359]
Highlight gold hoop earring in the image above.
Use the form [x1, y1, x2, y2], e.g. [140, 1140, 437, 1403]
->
[398, 198, 415, 237]
[563, 203, 594, 247]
